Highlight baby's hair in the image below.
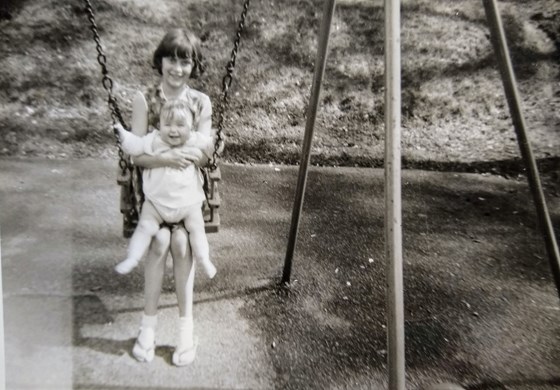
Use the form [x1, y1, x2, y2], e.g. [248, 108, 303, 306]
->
[160, 98, 197, 127]
[153, 28, 206, 78]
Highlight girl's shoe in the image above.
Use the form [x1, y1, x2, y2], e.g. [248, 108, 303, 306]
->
[172, 336, 198, 366]
[132, 327, 155, 362]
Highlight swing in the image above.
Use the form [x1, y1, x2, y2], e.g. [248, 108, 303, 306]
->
[83, 0, 250, 237]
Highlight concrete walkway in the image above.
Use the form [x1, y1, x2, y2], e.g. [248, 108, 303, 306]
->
[1, 159, 559, 390]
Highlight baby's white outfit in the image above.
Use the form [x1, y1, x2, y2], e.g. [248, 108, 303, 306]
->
[119, 128, 213, 222]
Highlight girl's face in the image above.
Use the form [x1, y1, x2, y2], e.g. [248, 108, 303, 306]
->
[159, 112, 193, 147]
[161, 56, 194, 89]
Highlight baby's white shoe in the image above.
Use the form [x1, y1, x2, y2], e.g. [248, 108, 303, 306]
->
[201, 260, 217, 279]
[115, 258, 138, 274]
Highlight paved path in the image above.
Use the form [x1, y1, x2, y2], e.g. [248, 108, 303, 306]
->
[1, 159, 559, 390]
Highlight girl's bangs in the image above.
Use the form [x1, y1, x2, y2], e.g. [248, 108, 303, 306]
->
[160, 37, 193, 59]
[174, 45, 192, 59]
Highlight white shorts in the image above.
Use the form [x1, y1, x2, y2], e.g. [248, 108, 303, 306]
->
[149, 201, 203, 224]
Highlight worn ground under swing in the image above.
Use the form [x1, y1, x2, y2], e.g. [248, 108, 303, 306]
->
[1, 158, 559, 389]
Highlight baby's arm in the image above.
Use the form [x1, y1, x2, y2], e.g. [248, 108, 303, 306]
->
[189, 132, 215, 159]
[182, 206, 214, 277]
[114, 123, 154, 157]
[129, 92, 191, 169]
[172, 137, 211, 168]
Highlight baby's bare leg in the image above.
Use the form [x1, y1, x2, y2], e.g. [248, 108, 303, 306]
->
[116, 201, 163, 274]
[182, 205, 215, 279]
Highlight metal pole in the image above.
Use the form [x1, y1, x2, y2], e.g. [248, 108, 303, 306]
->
[385, 0, 405, 388]
[281, 0, 337, 285]
[483, 0, 560, 299]
[0, 228, 5, 390]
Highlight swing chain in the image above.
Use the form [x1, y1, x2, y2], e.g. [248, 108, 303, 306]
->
[210, 0, 250, 171]
[83, 0, 129, 174]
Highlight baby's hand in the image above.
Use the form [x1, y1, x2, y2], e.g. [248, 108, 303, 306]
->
[112, 123, 126, 142]
[113, 123, 125, 132]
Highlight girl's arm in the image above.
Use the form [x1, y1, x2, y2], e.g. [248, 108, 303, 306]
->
[190, 94, 214, 167]
[197, 94, 213, 138]
[130, 91, 194, 169]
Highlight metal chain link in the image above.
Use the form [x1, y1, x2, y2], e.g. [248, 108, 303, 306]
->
[209, 0, 250, 171]
[83, 0, 129, 174]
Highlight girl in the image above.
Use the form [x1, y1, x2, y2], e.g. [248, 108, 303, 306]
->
[123, 28, 214, 366]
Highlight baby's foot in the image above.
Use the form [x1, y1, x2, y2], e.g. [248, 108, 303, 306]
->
[201, 260, 217, 279]
[115, 258, 138, 274]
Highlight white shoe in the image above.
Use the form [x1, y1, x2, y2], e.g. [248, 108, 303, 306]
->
[172, 336, 198, 366]
[132, 328, 155, 362]
[201, 260, 217, 279]
[115, 258, 138, 274]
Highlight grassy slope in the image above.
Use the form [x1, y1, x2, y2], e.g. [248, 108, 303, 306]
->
[0, 0, 558, 171]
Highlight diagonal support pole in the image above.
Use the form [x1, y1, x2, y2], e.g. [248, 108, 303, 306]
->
[281, 0, 337, 286]
[483, 0, 560, 300]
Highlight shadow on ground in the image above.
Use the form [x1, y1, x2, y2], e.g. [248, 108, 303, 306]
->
[238, 167, 559, 389]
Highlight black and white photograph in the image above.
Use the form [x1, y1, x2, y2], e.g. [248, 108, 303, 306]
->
[0, 0, 559, 389]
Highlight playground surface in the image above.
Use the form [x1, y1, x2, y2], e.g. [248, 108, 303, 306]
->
[1, 158, 559, 390]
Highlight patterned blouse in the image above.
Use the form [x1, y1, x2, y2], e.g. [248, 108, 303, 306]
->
[144, 83, 212, 135]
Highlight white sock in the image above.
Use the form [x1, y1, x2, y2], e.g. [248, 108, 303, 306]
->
[177, 316, 194, 350]
[138, 314, 157, 346]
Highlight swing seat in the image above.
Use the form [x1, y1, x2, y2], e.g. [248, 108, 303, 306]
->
[116, 166, 138, 238]
[203, 167, 221, 233]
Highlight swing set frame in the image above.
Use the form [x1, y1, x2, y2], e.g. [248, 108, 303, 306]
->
[280, 1, 560, 388]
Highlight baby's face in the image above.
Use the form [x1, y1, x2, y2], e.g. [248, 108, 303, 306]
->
[159, 114, 193, 147]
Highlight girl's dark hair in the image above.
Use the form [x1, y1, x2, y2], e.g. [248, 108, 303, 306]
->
[152, 28, 206, 78]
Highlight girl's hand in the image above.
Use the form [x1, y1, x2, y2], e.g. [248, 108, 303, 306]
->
[181, 146, 204, 163]
[160, 148, 197, 169]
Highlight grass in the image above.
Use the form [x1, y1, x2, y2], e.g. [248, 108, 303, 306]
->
[0, 0, 558, 172]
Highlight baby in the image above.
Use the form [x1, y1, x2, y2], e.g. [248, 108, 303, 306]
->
[114, 98, 217, 279]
